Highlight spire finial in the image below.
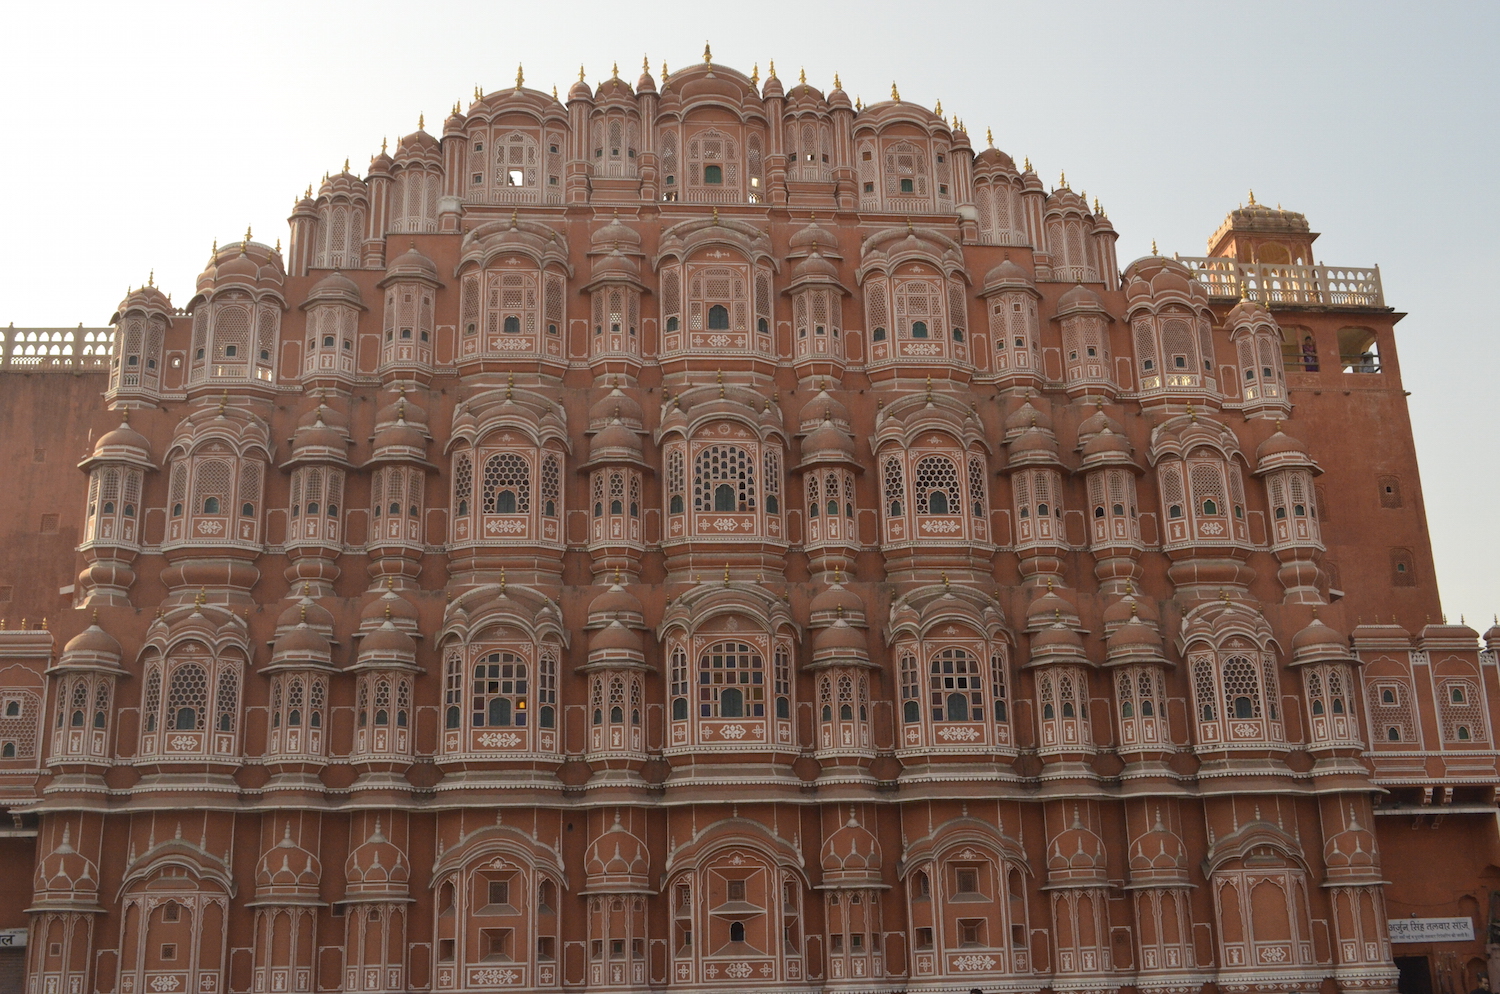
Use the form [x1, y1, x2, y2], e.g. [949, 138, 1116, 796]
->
[644, 54, 651, 74]
[661, 61, 669, 84]
[986, 127, 994, 148]
[1248, 189, 1256, 205]
[768, 59, 775, 78]
[799, 66, 807, 85]
[1151, 239, 1158, 256]
[418, 113, 424, 129]
[703, 41, 712, 64]
[516, 63, 525, 89]
[578, 65, 586, 82]
[611, 62, 619, 79]
[1023, 156, 1031, 172]
[1058, 170, 1067, 190]
[934, 98, 942, 116]
[343, 158, 349, 173]
[147, 269, 154, 287]
[750, 62, 759, 85]
[890, 81, 900, 102]
[724, 564, 731, 586]
[833, 72, 841, 89]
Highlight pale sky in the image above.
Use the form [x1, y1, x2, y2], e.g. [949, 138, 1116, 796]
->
[2, 1, 1494, 628]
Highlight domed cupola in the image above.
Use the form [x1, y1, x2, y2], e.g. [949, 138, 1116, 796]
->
[344, 820, 409, 899]
[276, 586, 336, 636]
[1047, 808, 1109, 884]
[587, 620, 645, 669]
[34, 825, 100, 906]
[1290, 615, 1351, 666]
[819, 810, 882, 886]
[1128, 808, 1188, 883]
[1324, 806, 1379, 881]
[583, 812, 651, 892]
[253, 823, 323, 903]
[1003, 397, 1053, 440]
[788, 217, 840, 260]
[1028, 619, 1090, 668]
[809, 574, 867, 629]
[1106, 610, 1168, 666]
[269, 613, 334, 670]
[1025, 581, 1083, 633]
[60, 620, 124, 671]
[83, 412, 154, 472]
[1101, 584, 1160, 633]
[586, 579, 646, 631]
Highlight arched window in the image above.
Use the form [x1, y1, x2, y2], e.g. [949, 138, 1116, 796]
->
[699, 642, 764, 718]
[929, 648, 983, 723]
[693, 446, 756, 513]
[472, 652, 529, 728]
[482, 453, 531, 514]
[884, 457, 906, 517]
[913, 456, 960, 516]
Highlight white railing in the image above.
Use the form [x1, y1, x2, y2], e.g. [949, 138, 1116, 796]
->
[2, 328, 114, 370]
[1177, 257, 1384, 308]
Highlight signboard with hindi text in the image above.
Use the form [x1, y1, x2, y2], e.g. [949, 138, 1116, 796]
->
[1388, 918, 1474, 943]
[0, 928, 25, 947]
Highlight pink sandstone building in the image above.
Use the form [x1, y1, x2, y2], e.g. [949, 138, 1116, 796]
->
[0, 50, 1492, 994]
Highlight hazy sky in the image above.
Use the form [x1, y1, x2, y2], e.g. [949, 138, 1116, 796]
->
[2, 1, 1495, 626]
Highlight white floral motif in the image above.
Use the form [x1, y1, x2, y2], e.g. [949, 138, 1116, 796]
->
[760, 964, 774, 976]
[1231, 722, 1260, 738]
[470, 968, 519, 985]
[169, 735, 198, 751]
[484, 519, 526, 535]
[724, 964, 753, 979]
[904, 343, 943, 355]
[1200, 521, 1225, 536]
[675, 965, 691, 980]
[920, 519, 962, 534]
[719, 724, 746, 740]
[149, 978, 181, 992]
[951, 954, 997, 972]
[703, 965, 718, 979]
[1258, 946, 1289, 964]
[937, 726, 981, 742]
[478, 732, 522, 748]
[195, 520, 224, 535]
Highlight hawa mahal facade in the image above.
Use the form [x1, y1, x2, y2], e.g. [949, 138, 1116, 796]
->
[0, 50, 1493, 994]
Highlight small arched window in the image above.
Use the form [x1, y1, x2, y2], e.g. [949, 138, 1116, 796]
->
[708, 305, 730, 330]
[704, 165, 723, 185]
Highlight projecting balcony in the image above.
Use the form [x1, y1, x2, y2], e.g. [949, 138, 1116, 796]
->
[1178, 257, 1384, 308]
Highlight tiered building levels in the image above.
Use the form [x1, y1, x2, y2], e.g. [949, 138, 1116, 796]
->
[0, 51, 1486, 994]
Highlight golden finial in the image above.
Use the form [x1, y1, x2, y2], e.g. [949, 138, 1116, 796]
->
[1151, 239, 1158, 256]
[275, 238, 281, 253]
[1187, 402, 1197, 423]
[1093, 197, 1101, 214]
[703, 41, 712, 65]
[146, 269, 154, 288]
[343, 158, 349, 173]
[579, 65, 586, 82]
[833, 72, 841, 89]
[195, 587, 206, 607]
[516, 63, 524, 89]
[41, 617, 47, 630]
[643, 55, 650, 74]
[768, 59, 775, 78]
[834, 567, 843, 584]
[418, 113, 424, 129]
[712, 207, 720, 225]
[723, 564, 731, 586]
[1248, 189, 1256, 205]
[890, 81, 900, 102]
[750, 62, 759, 85]
[942, 572, 950, 591]
[1058, 170, 1067, 190]
[1220, 588, 1231, 605]
[661, 61, 669, 85]
[855, 96, 862, 111]
[1239, 278, 1250, 301]
[499, 567, 507, 594]
[611, 62, 619, 79]
[552, 85, 558, 100]
[218, 390, 229, 415]
[1023, 156, 1031, 172]
[799, 66, 807, 85]
[1, 618, 6, 630]
[981, 127, 991, 148]
[934, 98, 942, 116]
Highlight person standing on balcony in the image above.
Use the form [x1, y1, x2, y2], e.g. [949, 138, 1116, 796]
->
[1302, 335, 1319, 372]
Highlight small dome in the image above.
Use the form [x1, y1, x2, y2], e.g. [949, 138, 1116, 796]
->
[291, 412, 348, 456]
[1025, 585, 1079, 632]
[384, 244, 440, 283]
[1107, 617, 1165, 662]
[589, 386, 644, 430]
[568, 77, 593, 101]
[1129, 810, 1187, 877]
[588, 582, 645, 628]
[589, 620, 644, 655]
[820, 811, 881, 882]
[306, 269, 363, 307]
[357, 620, 418, 667]
[791, 248, 840, 283]
[983, 256, 1033, 289]
[345, 820, 409, 897]
[584, 815, 650, 887]
[800, 418, 857, 463]
[813, 618, 868, 656]
[36, 826, 99, 897]
[1324, 808, 1377, 872]
[371, 420, 427, 455]
[271, 623, 332, 666]
[1076, 405, 1125, 441]
[810, 579, 865, 626]
[1057, 284, 1106, 316]
[375, 389, 429, 429]
[1291, 616, 1350, 665]
[255, 824, 323, 894]
[1047, 811, 1108, 880]
[798, 388, 851, 431]
[62, 622, 122, 662]
[590, 419, 644, 462]
[1029, 622, 1088, 664]
[1004, 399, 1052, 435]
[590, 247, 640, 283]
[591, 214, 643, 253]
[93, 418, 152, 460]
[361, 585, 420, 631]
[1080, 426, 1134, 466]
[1102, 591, 1159, 631]
[788, 218, 839, 256]
[1008, 425, 1059, 458]
[277, 592, 335, 633]
[1256, 425, 1310, 464]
